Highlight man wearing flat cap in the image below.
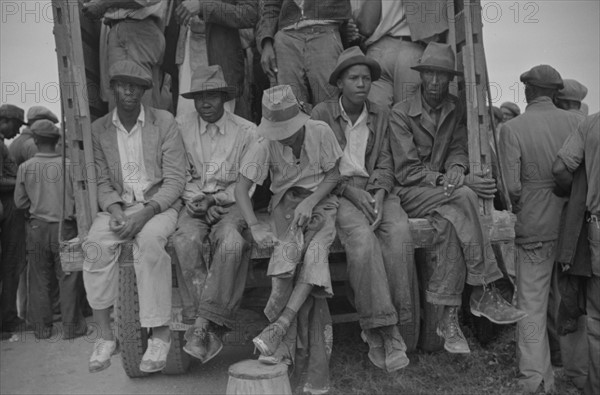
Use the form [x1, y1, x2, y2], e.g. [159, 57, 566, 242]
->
[10, 106, 59, 167]
[500, 101, 521, 123]
[236, 85, 342, 393]
[389, 42, 527, 355]
[555, 79, 588, 121]
[171, 65, 257, 364]
[14, 120, 88, 340]
[0, 104, 29, 334]
[82, 60, 186, 374]
[499, 64, 582, 393]
[311, 46, 413, 371]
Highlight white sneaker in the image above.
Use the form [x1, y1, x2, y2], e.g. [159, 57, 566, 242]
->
[139, 337, 171, 373]
[89, 338, 117, 373]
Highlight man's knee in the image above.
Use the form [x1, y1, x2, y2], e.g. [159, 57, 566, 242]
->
[213, 224, 246, 251]
[455, 186, 479, 202]
[171, 228, 204, 251]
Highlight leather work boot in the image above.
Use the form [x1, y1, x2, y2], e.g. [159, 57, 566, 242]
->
[470, 285, 528, 324]
[380, 326, 410, 372]
[361, 330, 385, 370]
[437, 307, 470, 354]
[253, 321, 288, 357]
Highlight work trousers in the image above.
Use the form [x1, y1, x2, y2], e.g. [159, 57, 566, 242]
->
[585, 220, 600, 395]
[336, 194, 415, 331]
[0, 194, 27, 328]
[274, 25, 342, 110]
[26, 219, 85, 337]
[83, 204, 177, 328]
[171, 205, 251, 329]
[366, 36, 424, 108]
[397, 186, 503, 305]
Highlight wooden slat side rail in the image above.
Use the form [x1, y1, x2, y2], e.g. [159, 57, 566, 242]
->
[52, 0, 98, 236]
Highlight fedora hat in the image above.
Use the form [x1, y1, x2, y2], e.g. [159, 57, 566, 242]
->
[411, 42, 463, 76]
[109, 60, 153, 90]
[181, 65, 237, 100]
[257, 85, 310, 141]
[328, 46, 381, 86]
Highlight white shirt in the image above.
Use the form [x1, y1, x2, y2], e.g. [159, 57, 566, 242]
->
[351, 0, 411, 46]
[112, 106, 151, 204]
[338, 97, 370, 178]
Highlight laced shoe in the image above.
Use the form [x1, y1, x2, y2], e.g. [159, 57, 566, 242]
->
[471, 286, 528, 324]
[253, 321, 287, 357]
[89, 338, 118, 373]
[361, 330, 385, 370]
[437, 307, 470, 354]
[139, 337, 171, 373]
[380, 326, 410, 372]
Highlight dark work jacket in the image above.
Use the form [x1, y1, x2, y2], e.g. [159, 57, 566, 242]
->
[256, 0, 351, 48]
[311, 99, 394, 194]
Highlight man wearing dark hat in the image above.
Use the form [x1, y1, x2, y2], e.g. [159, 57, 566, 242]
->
[389, 42, 527, 355]
[14, 120, 88, 340]
[0, 104, 28, 334]
[171, 65, 257, 363]
[499, 64, 582, 393]
[82, 60, 186, 374]
[311, 46, 413, 371]
[236, 85, 342, 393]
[555, 78, 588, 121]
[553, 111, 600, 395]
[500, 101, 521, 122]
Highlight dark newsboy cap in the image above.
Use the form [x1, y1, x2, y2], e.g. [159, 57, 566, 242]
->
[520, 64, 564, 90]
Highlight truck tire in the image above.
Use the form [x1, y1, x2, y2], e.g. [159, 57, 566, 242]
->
[116, 264, 149, 378]
[162, 331, 191, 375]
[416, 249, 444, 353]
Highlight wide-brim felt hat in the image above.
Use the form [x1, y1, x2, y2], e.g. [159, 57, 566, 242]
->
[0, 104, 25, 124]
[257, 85, 310, 141]
[520, 64, 563, 90]
[411, 42, 463, 76]
[328, 46, 381, 86]
[109, 60, 153, 90]
[556, 79, 588, 102]
[181, 65, 237, 101]
[27, 106, 59, 125]
[30, 119, 60, 138]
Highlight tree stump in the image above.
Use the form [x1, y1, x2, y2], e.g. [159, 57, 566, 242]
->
[226, 360, 291, 395]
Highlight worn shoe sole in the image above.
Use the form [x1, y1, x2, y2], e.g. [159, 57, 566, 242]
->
[139, 360, 167, 373]
[183, 343, 206, 360]
[470, 305, 527, 325]
[385, 354, 410, 372]
[89, 343, 119, 373]
[436, 328, 471, 354]
[200, 342, 223, 364]
[253, 337, 271, 356]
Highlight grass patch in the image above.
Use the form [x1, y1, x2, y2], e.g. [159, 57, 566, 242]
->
[327, 322, 581, 395]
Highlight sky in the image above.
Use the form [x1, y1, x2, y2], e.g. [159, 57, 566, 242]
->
[1, 0, 599, 123]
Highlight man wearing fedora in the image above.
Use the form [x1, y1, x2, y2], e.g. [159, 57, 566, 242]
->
[0, 104, 28, 334]
[235, 85, 342, 393]
[171, 65, 256, 363]
[311, 47, 414, 372]
[82, 60, 186, 374]
[499, 65, 581, 393]
[389, 42, 527, 355]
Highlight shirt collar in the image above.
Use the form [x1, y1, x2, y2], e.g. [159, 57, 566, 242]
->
[112, 105, 145, 130]
[199, 111, 227, 135]
[338, 96, 368, 126]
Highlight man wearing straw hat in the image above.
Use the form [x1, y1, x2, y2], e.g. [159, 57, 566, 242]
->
[235, 85, 342, 394]
[13, 120, 88, 340]
[311, 46, 413, 372]
[389, 42, 528, 355]
[172, 65, 256, 364]
[82, 60, 186, 374]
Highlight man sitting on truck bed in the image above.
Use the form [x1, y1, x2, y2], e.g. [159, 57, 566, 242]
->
[83, 60, 186, 374]
[171, 65, 256, 364]
[389, 43, 527, 354]
[311, 47, 413, 372]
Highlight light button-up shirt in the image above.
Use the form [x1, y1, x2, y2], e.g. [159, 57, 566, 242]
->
[338, 97, 370, 178]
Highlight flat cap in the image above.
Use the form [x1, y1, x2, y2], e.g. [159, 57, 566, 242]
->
[520, 64, 564, 90]
[500, 102, 521, 116]
[0, 104, 25, 123]
[109, 60, 153, 90]
[27, 106, 59, 124]
[30, 119, 60, 138]
[556, 79, 588, 102]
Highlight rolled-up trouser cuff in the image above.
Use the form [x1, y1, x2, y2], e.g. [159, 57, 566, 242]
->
[141, 316, 171, 329]
[426, 290, 462, 306]
[197, 302, 235, 329]
[359, 312, 398, 331]
[87, 297, 117, 311]
[467, 269, 504, 286]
